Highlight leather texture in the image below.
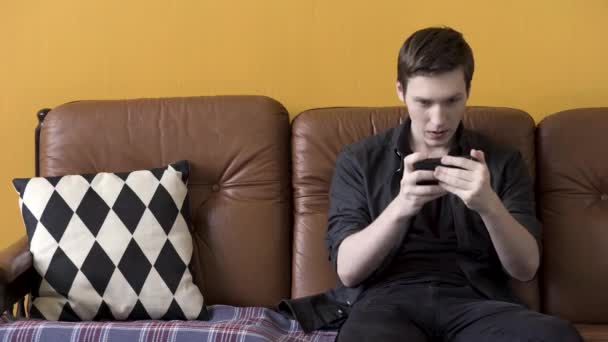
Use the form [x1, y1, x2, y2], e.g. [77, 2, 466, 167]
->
[0, 236, 31, 313]
[0, 236, 30, 285]
[37, 96, 292, 307]
[537, 108, 608, 322]
[576, 324, 608, 342]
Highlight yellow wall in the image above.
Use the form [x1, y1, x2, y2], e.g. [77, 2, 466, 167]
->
[1, 0, 607, 248]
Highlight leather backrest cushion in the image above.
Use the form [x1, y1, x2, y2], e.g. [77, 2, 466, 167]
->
[537, 108, 608, 323]
[39, 96, 292, 307]
[291, 106, 540, 310]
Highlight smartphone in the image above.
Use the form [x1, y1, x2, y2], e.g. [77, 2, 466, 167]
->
[412, 156, 477, 185]
[412, 158, 443, 185]
[412, 158, 443, 172]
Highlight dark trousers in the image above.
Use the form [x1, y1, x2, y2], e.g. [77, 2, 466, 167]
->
[337, 282, 582, 342]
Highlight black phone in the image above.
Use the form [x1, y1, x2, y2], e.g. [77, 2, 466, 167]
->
[412, 158, 443, 185]
[412, 158, 443, 171]
[412, 156, 477, 185]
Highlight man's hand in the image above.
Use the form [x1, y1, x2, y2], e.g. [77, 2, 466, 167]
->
[434, 149, 499, 214]
[398, 152, 448, 218]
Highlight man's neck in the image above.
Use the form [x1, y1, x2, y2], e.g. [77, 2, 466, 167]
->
[409, 135, 452, 158]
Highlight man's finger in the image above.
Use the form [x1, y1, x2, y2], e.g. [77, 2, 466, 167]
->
[470, 149, 486, 164]
[438, 181, 465, 198]
[408, 170, 436, 184]
[435, 170, 470, 190]
[403, 152, 429, 172]
[440, 155, 478, 170]
[434, 166, 473, 182]
[411, 185, 446, 196]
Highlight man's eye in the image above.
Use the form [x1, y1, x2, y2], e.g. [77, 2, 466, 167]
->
[419, 100, 431, 106]
[447, 97, 460, 105]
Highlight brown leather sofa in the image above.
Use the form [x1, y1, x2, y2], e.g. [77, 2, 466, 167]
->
[1, 96, 607, 341]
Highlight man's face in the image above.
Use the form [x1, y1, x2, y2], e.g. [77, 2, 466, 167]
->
[397, 68, 468, 152]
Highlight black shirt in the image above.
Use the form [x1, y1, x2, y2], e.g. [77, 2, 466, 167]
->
[279, 118, 542, 333]
[374, 196, 468, 289]
[371, 123, 467, 289]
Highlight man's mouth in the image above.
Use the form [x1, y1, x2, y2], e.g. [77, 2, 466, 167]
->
[427, 130, 448, 139]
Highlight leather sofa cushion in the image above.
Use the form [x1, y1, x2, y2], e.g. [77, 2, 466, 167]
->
[538, 108, 608, 323]
[38, 96, 292, 307]
[290, 106, 540, 310]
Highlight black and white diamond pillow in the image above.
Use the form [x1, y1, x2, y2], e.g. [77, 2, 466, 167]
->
[13, 160, 208, 321]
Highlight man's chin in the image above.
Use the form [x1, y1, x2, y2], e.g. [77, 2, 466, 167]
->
[425, 137, 452, 148]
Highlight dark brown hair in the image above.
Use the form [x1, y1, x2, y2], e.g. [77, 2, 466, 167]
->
[397, 27, 474, 94]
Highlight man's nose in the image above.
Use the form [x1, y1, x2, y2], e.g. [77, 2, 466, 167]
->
[429, 104, 447, 126]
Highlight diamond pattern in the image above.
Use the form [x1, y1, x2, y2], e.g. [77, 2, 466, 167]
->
[125, 170, 160, 205]
[162, 299, 186, 320]
[128, 300, 151, 320]
[20, 204, 39, 241]
[93, 301, 114, 321]
[81, 173, 97, 184]
[132, 209, 167, 263]
[180, 195, 194, 232]
[76, 188, 111, 236]
[29, 223, 59, 276]
[81, 242, 116, 296]
[151, 167, 165, 181]
[103, 270, 138, 320]
[112, 185, 146, 233]
[20, 178, 55, 219]
[154, 240, 187, 293]
[13, 160, 205, 322]
[160, 168, 188, 209]
[32, 296, 68, 321]
[46, 176, 62, 187]
[114, 172, 130, 182]
[139, 268, 173, 319]
[58, 215, 95, 269]
[13, 178, 30, 198]
[168, 214, 193, 264]
[96, 211, 132, 265]
[58, 302, 79, 321]
[38, 278, 57, 297]
[40, 191, 74, 242]
[117, 239, 152, 294]
[173, 273, 205, 319]
[54, 176, 90, 211]
[148, 185, 179, 234]
[169, 160, 190, 182]
[68, 271, 103, 320]
[90, 173, 125, 207]
[45, 247, 78, 298]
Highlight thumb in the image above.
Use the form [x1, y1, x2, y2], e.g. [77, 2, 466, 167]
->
[470, 149, 486, 164]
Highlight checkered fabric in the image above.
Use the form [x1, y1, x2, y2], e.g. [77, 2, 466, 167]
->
[12, 161, 207, 321]
[0, 305, 337, 342]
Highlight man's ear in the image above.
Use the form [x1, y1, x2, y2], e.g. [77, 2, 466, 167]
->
[396, 81, 405, 102]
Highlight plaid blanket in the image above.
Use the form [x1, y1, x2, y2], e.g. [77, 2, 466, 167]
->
[0, 305, 337, 342]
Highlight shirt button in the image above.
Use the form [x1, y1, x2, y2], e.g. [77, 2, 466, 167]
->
[346, 300, 351, 306]
[337, 309, 344, 316]
[601, 194, 608, 201]
[212, 184, 220, 192]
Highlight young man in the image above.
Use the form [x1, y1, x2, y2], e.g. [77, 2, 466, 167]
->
[280, 27, 582, 341]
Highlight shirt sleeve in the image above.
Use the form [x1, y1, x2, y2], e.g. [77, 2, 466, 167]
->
[325, 148, 372, 270]
[498, 150, 543, 249]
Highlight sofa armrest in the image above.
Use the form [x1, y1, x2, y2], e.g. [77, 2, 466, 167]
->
[0, 236, 33, 314]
